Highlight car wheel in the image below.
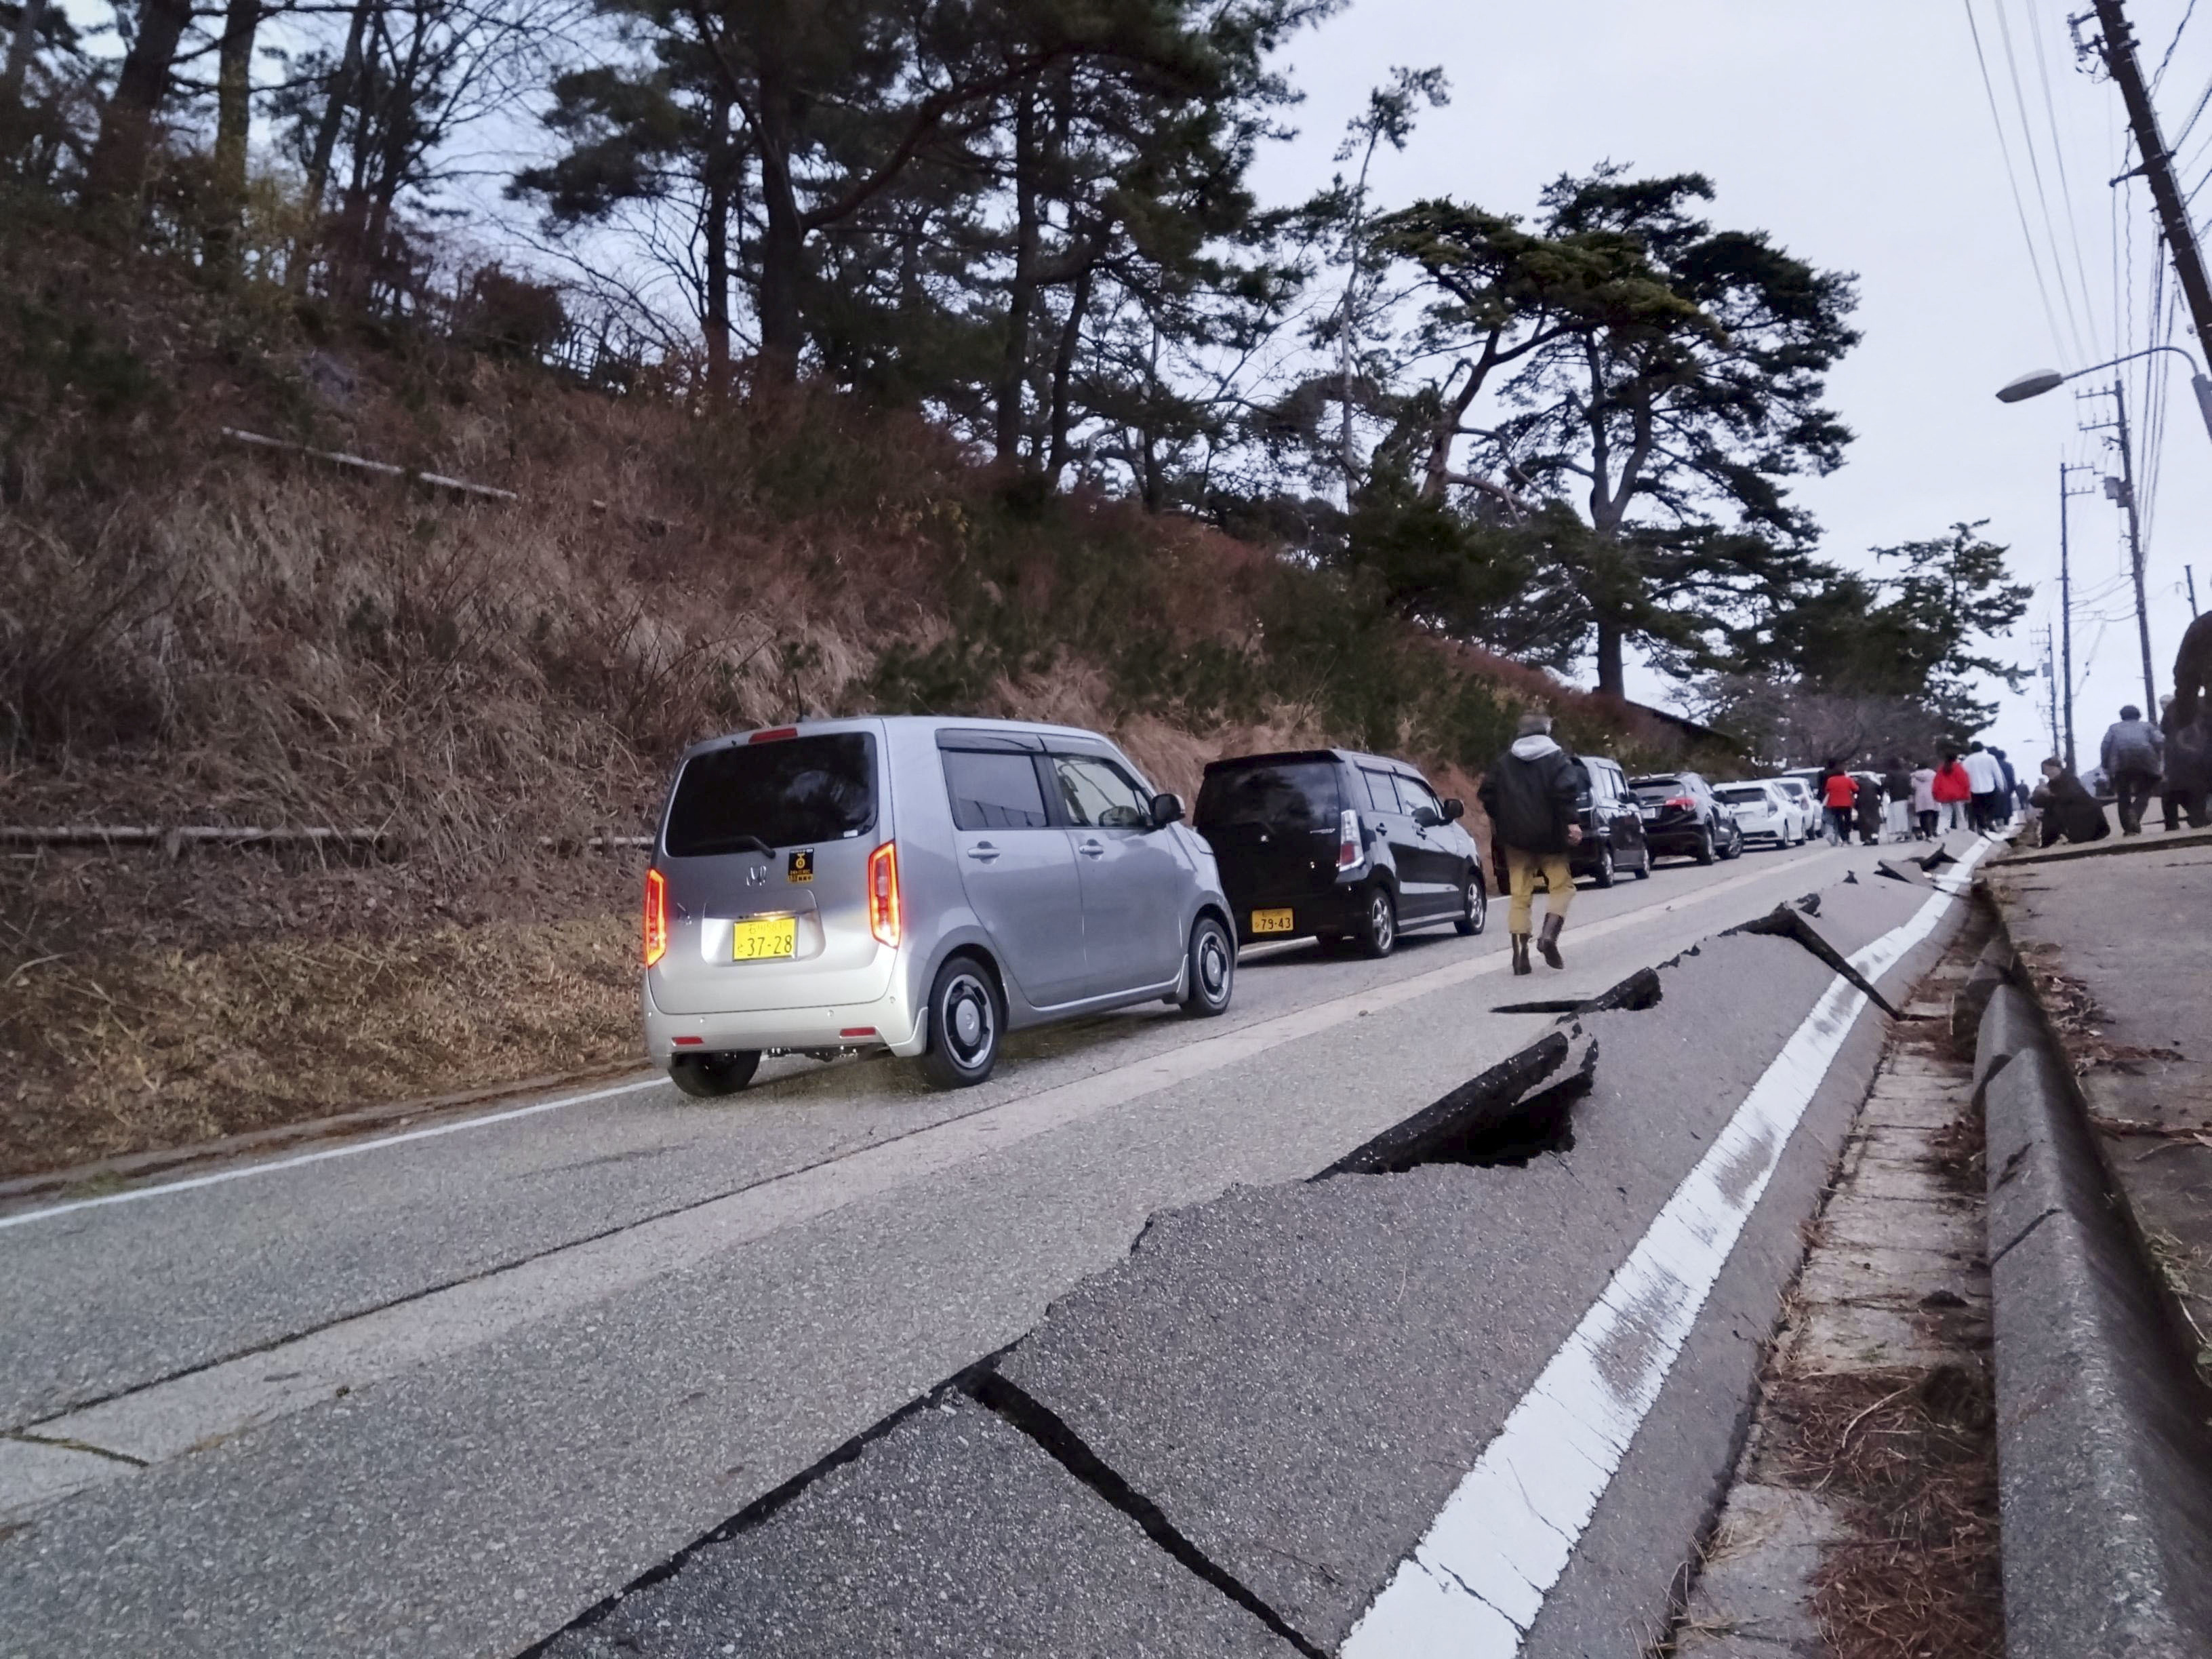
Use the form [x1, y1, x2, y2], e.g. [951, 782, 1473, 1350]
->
[1592, 843, 1616, 889]
[1455, 871, 1487, 936]
[917, 954, 1003, 1090]
[1721, 822, 1743, 860]
[1356, 885, 1396, 958]
[1693, 825, 1716, 866]
[1179, 915, 1235, 1018]
[668, 1050, 761, 1098]
[1634, 843, 1653, 879]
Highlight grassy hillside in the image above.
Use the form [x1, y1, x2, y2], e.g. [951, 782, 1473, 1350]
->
[0, 212, 1706, 1176]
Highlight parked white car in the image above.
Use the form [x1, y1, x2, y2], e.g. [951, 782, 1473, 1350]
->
[1714, 780, 1811, 847]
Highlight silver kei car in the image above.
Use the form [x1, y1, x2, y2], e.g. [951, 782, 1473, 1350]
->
[643, 716, 1236, 1095]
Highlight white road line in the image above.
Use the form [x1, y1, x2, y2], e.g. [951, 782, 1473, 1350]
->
[1340, 835, 1994, 1658]
[0, 841, 1841, 1234]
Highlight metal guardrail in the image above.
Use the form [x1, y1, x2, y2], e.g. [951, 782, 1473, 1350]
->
[0, 828, 651, 857]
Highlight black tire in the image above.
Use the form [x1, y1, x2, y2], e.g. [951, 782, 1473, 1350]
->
[917, 954, 1003, 1090]
[1634, 843, 1653, 879]
[1356, 884, 1397, 958]
[1592, 842, 1616, 889]
[1179, 915, 1235, 1018]
[1693, 825, 1716, 866]
[668, 1050, 761, 1098]
[1720, 822, 1744, 860]
[1455, 871, 1487, 936]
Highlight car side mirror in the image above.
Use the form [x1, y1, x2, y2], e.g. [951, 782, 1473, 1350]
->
[1443, 797, 1465, 822]
[1148, 791, 1185, 828]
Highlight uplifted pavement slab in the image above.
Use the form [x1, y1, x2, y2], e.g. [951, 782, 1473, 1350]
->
[996, 928, 1851, 1652]
[538, 1397, 1300, 1659]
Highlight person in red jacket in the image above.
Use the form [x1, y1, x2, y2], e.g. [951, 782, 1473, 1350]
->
[1819, 762, 1858, 845]
[1930, 749, 1973, 834]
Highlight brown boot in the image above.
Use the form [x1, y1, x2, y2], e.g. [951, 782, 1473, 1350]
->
[1538, 912, 1565, 970]
[1510, 934, 1532, 976]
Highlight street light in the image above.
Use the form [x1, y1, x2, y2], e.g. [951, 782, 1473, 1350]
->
[1994, 344, 2212, 443]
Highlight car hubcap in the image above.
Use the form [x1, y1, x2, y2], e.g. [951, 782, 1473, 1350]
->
[1467, 881, 1481, 919]
[1199, 933, 1228, 999]
[1373, 896, 1392, 946]
[946, 976, 992, 1064]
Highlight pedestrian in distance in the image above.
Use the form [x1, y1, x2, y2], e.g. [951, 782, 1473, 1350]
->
[2030, 757, 2109, 846]
[1961, 741, 2007, 833]
[1854, 773, 1883, 845]
[2099, 703, 2165, 836]
[1476, 711, 1584, 976]
[2158, 695, 2188, 833]
[1818, 762, 1857, 845]
[1931, 750, 1973, 834]
[1881, 758, 1914, 842]
[1910, 760, 1939, 839]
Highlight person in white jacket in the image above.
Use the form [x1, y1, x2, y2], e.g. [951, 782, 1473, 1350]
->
[1960, 742, 2007, 833]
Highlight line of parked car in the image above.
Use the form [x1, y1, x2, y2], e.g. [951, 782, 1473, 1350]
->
[639, 717, 1834, 1098]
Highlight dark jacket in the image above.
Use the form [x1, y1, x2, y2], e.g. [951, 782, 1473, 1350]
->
[1478, 735, 1580, 856]
[2101, 717, 2163, 780]
[1883, 767, 1912, 803]
[2032, 769, 2108, 845]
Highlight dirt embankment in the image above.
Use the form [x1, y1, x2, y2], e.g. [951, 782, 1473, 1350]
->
[0, 218, 1704, 1179]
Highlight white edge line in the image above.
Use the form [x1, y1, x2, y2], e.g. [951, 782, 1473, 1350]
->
[0, 1078, 667, 1233]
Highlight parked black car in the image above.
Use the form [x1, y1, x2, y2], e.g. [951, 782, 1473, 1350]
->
[1196, 749, 1487, 957]
[1571, 755, 1653, 887]
[1628, 771, 1744, 864]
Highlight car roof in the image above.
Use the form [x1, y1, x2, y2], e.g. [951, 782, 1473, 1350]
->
[677, 713, 1123, 764]
[1201, 747, 1420, 778]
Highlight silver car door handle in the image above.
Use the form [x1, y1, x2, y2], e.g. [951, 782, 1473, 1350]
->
[1078, 839, 1106, 858]
[967, 843, 1001, 862]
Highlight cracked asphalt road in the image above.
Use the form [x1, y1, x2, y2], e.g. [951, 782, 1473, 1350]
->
[0, 837, 1921, 1658]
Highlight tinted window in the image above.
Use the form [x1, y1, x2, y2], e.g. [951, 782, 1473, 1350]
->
[1714, 786, 1768, 805]
[1632, 775, 1683, 801]
[1197, 761, 1341, 834]
[944, 751, 1049, 830]
[1360, 769, 1404, 813]
[1053, 755, 1151, 829]
[665, 734, 875, 856]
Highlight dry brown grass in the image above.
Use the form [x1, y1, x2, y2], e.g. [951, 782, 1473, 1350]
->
[1, 908, 640, 1177]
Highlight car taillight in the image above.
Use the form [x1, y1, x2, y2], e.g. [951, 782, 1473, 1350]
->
[1336, 808, 1363, 871]
[1664, 795, 1696, 809]
[643, 867, 668, 967]
[868, 841, 902, 947]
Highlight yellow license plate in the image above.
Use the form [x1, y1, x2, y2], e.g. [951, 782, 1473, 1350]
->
[732, 916, 798, 961]
[1251, 908, 1295, 934]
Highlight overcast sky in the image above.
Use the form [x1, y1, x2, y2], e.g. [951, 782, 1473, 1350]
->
[1251, 0, 2211, 767]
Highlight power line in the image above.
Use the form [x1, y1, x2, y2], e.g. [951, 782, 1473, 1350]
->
[2024, 0, 2106, 346]
[1995, 0, 2094, 357]
[1965, 0, 2073, 356]
[2151, 0, 2199, 89]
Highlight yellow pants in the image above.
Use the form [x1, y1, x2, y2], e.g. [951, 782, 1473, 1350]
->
[1506, 845, 1573, 936]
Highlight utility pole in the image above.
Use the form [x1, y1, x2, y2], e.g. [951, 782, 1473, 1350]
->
[2034, 625, 2061, 760]
[2080, 381, 2160, 714]
[2189, 563, 2201, 616]
[2085, 1, 2212, 351]
[2059, 460, 2097, 771]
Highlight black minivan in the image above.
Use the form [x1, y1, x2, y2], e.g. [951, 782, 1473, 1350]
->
[1196, 749, 1487, 957]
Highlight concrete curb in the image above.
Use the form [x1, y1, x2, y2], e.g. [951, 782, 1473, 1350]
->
[1967, 977, 2212, 1657]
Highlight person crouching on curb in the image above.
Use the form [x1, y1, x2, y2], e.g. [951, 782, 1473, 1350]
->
[1477, 711, 1583, 976]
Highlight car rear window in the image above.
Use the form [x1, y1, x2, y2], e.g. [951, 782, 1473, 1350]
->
[1715, 786, 1768, 805]
[943, 750, 1049, 830]
[1632, 776, 1683, 799]
[1197, 761, 1341, 834]
[664, 733, 876, 856]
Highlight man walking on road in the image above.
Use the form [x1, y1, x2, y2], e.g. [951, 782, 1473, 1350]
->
[1961, 742, 2007, 833]
[1477, 712, 1583, 976]
[2099, 704, 2165, 836]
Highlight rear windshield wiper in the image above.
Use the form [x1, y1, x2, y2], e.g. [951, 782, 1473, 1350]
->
[687, 834, 775, 858]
